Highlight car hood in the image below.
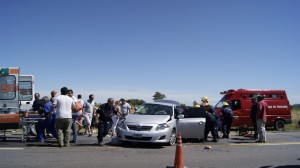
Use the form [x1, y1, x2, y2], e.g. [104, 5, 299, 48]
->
[124, 114, 171, 124]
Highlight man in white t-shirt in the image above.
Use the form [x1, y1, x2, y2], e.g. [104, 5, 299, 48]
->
[120, 98, 131, 118]
[49, 87, 75, 147]
[83, 94, 95, 137]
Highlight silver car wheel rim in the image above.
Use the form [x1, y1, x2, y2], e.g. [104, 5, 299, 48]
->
[170, 130, 176, 145]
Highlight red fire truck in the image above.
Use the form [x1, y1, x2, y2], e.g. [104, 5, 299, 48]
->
[215, 88, 292, 131]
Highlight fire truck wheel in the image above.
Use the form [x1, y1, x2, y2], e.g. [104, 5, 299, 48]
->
[274, 119, 285, 131]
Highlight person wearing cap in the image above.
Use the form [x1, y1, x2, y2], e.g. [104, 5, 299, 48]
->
[193, 100, 200, 108]
[201, 96, 219, 142]
[221, 102, 233, 139]
[256, 95, 268, 143]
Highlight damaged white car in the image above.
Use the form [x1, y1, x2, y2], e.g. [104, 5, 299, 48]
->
[117, 100, 206, 145]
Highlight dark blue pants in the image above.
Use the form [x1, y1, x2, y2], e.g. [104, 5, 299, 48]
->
[36, 119, 57, 141]
[71, 115, 78, 141]
[222, 119, 233, 136]
[97, 122, 109, 143]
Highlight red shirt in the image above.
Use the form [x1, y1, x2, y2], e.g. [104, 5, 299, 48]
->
[257, 100, 268, 121]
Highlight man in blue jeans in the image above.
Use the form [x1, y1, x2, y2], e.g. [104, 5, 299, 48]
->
[68, 89, 82, 143]
[36, 96, 57, 142]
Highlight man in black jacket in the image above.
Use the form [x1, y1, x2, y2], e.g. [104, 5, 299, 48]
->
[96, 98, 116, 146]
[250, 97, 258, 140]
[221, 102, 233, 139]
[201, 96, 219, 142]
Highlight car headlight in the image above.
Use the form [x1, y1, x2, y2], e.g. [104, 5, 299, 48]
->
[156, 123, 170, 131]
[118, 120, 127, 130]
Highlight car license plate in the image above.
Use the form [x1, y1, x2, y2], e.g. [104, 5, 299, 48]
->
[133, 133, 142, 138]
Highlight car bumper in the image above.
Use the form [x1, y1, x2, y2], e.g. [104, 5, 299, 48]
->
[117, 127, 172, 143]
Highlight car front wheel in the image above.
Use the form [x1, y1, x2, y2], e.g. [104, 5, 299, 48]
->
[169, 129, 177, 146]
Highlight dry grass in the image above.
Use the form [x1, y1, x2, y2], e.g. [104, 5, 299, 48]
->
[285, 109, 300, 131]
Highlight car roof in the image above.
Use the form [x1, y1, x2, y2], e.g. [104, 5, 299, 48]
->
[153, 99, 181, 106]
[145, 102, 176, 107]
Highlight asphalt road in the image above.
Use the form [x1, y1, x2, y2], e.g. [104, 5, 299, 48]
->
[1, 131, 300, 168]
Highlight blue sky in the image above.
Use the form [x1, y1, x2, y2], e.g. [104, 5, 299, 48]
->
[1, 0, 299, 105]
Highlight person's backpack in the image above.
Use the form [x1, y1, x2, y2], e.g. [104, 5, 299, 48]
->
[74, 100, 83, 112]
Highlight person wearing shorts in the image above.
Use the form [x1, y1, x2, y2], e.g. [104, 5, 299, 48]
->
[83, 94, 95, 137]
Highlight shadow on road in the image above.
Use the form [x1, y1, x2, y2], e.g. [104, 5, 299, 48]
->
[229, 137, 253, 144]
[260, 166, 300, 168]
[117, 142, 165, 149]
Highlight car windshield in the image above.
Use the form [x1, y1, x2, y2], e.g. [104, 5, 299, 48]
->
[215, 96, 229, 108]
[135, 103, 172, 116]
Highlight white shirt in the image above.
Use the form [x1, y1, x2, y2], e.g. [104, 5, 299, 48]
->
[53, 95, 74, 119]
[84, 100, 94, 114]
[121, 103, 131, 115]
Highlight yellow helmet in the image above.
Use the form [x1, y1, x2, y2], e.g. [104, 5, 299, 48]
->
[201, 96, 209, 102]
[223, 102, 229, 106]
[194, 104, 200, 108]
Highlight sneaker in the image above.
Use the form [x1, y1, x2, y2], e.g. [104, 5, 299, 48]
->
[70, 140, 77, 143]
[211, 139, 218, 142]
[98, 141, 103, 146]
[255, 140, 263, 143]
[36, 139, 44, 143]
[88, 134, 93, 137]
[29, 132, 36, 136]
[64, 144, 70, 147]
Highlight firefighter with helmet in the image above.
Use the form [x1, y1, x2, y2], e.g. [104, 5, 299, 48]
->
[221, 102, 234, 138]
[201, 96, 220, 142]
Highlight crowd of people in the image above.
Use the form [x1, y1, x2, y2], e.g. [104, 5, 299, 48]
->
[195, 95, 268, 143]
[30, 86, 132, 147]
[30, 87, 268, 147]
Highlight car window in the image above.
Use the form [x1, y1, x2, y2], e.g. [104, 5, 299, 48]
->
[0, 75, 16, 100]
[135, 103, 172, 116]
[231, 100, 241, 110]
[183, 108, 206, 118]
[215, 96, 229, 108]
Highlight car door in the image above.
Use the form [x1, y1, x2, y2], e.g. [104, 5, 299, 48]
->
[176, 108, 206, 139]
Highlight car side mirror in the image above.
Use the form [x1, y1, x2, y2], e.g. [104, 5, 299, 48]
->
[175, 108, 183, 116]
[178, 114, 184, 119]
